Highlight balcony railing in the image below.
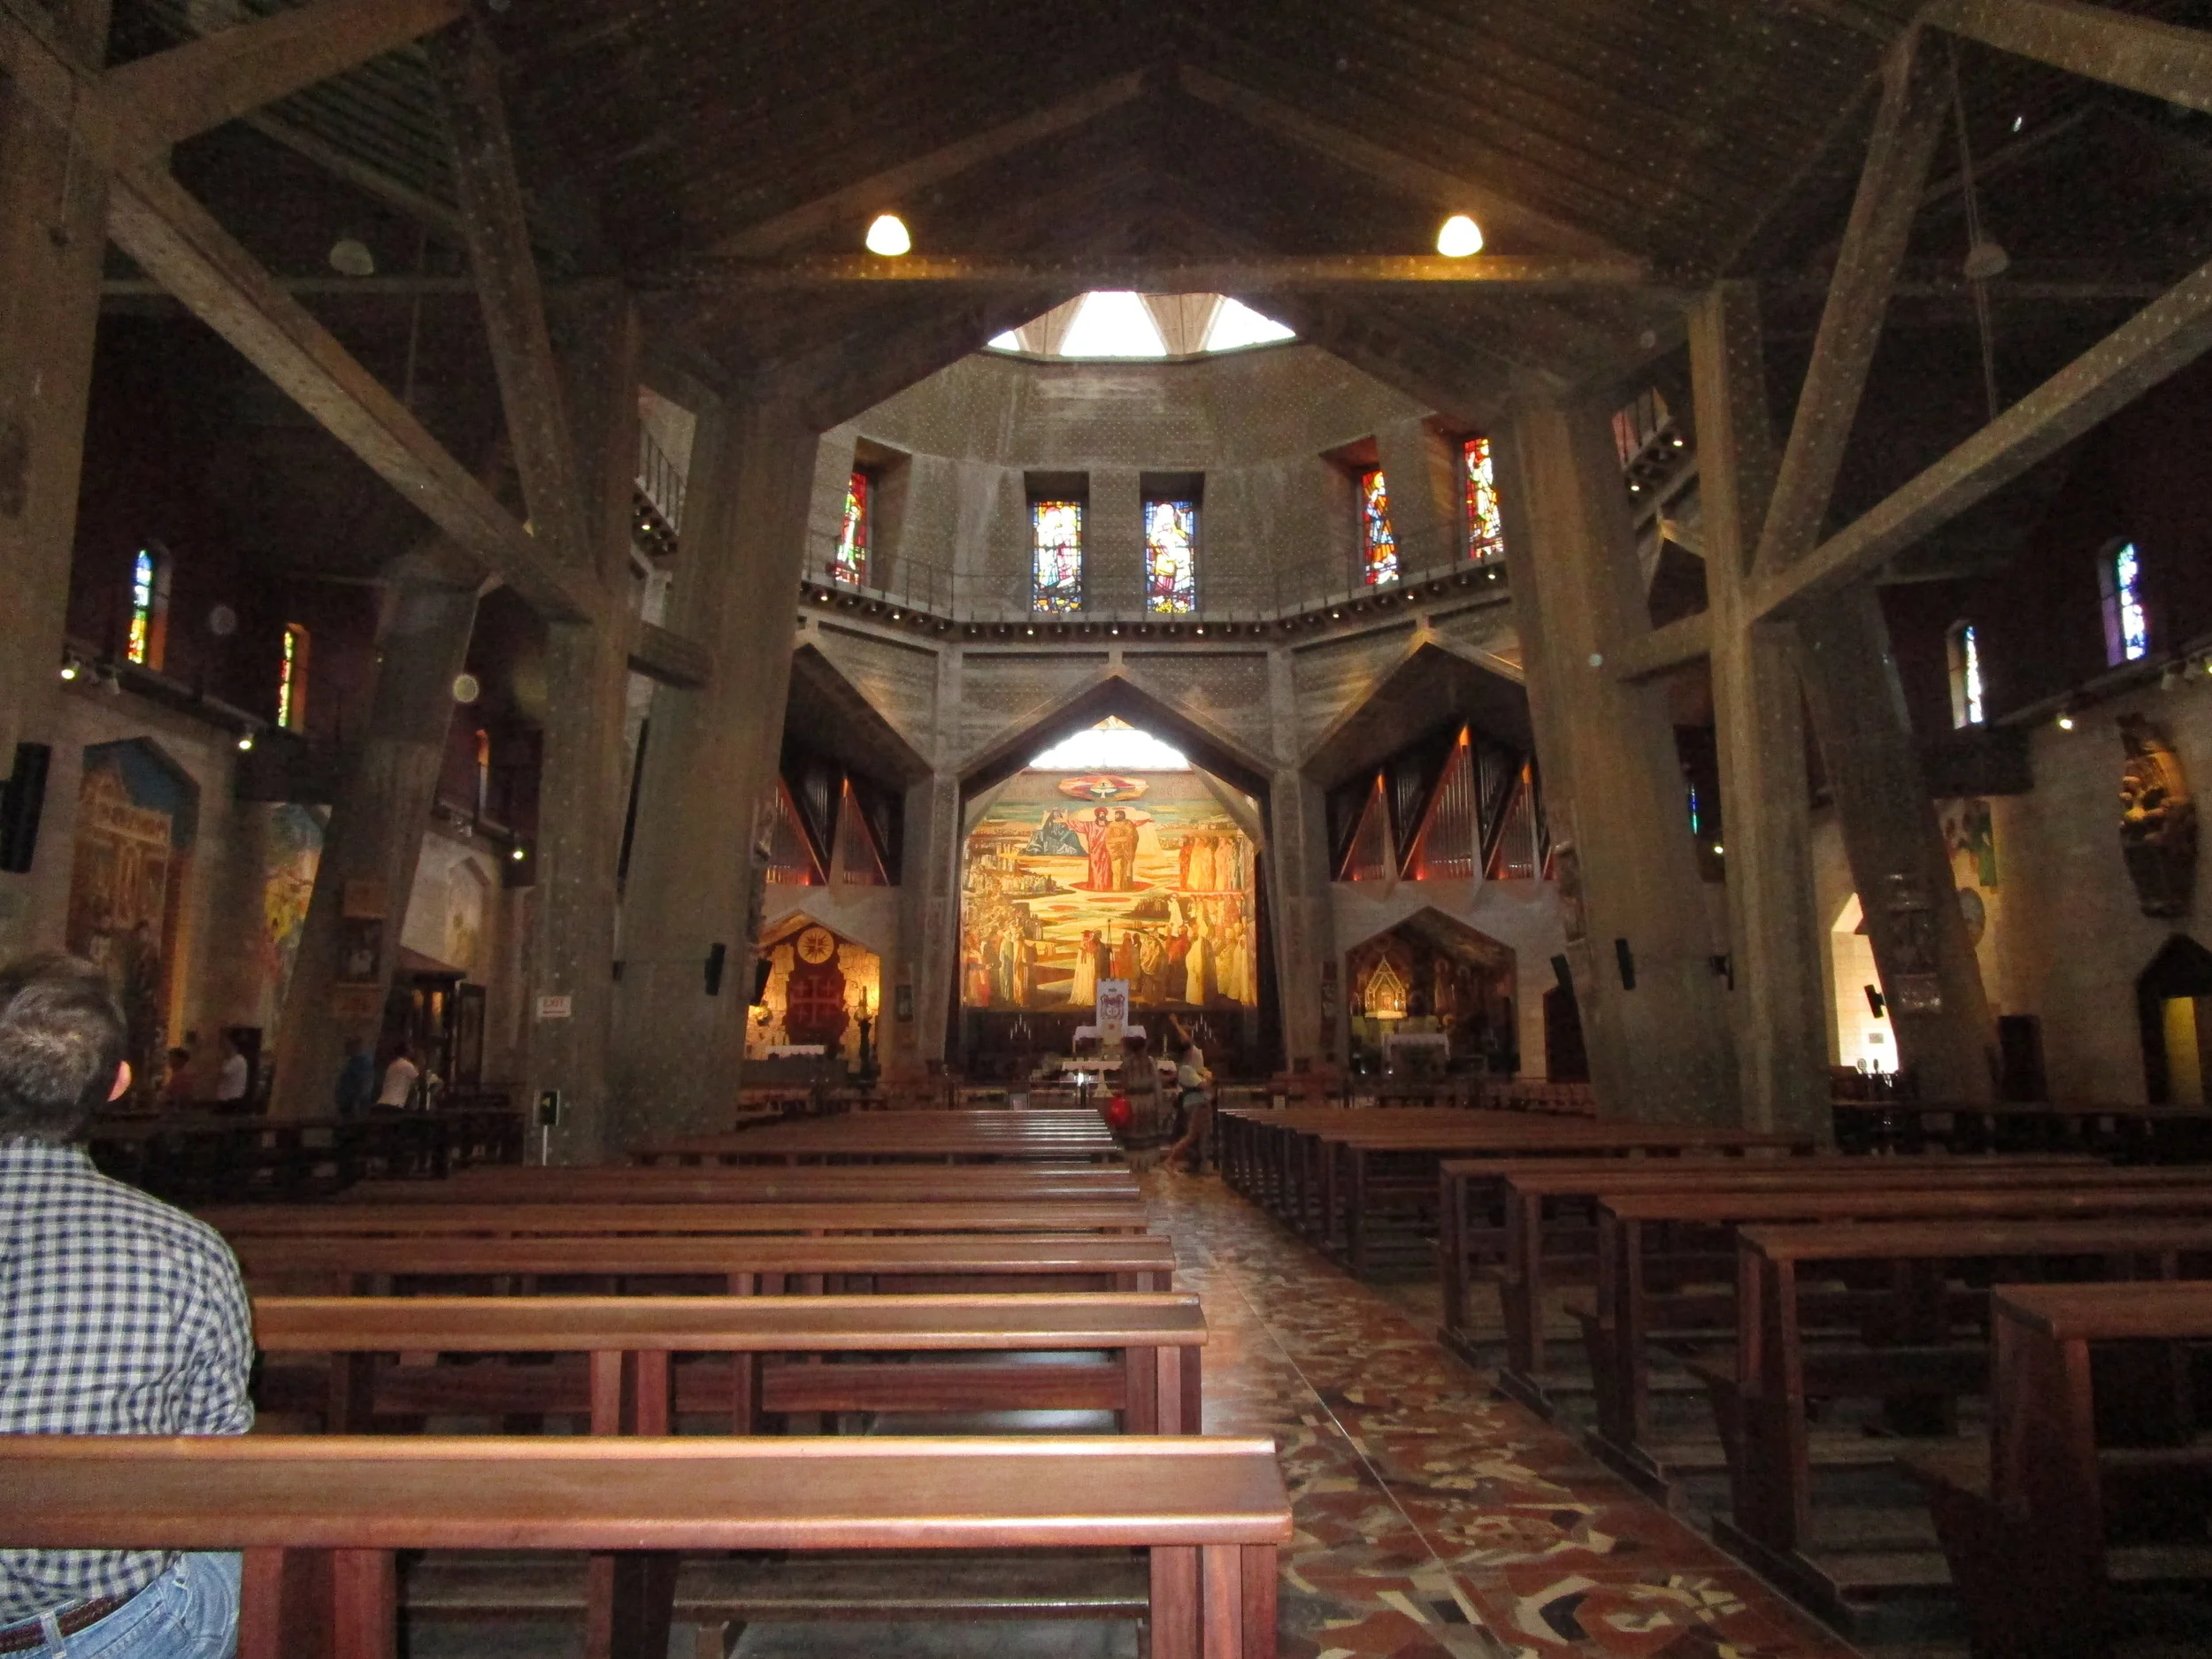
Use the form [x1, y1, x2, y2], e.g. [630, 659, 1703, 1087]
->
[798, 518, 1509, 628]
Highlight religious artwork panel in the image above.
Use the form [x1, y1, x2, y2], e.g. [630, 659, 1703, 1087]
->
[1031, 498, 1084, 612]
[832, 470, 870, 586]
[1358, 466, 1397, 585]
[1143, 498, 1198, 614]
[1464, 435, 1504, 560]
[748, 916, 882, 1064]
[960, 770, 1258, 1011]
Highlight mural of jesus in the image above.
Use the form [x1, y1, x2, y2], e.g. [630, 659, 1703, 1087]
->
[1074, 807, 1115, 891]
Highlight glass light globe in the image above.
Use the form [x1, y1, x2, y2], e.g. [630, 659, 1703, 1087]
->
[864, 214, 911, 257]
[1436, 214, 1485, 257]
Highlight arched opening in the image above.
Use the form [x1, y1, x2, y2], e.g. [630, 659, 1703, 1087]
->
[750, 915, 883, 1074]
[2136, 933, 2212, 1104]
[1341, 910, 1517, 1079]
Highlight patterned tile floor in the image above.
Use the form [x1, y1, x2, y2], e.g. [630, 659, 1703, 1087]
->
[1147, 1169, 1869, 1659]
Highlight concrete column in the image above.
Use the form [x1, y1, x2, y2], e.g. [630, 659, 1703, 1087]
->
[611, 395, 816, 1141]
[1690, 285, 1832, 1137]
[0, 0, 112, 949]
[1264, 648, 1335, 1064]
[900, 641, 962, 1071]
[271, 555, 480, 1116]
[1495, 396, 1738, 1125]
[524, 288, 640, 1161]
[1799, 586, 1999, 1102]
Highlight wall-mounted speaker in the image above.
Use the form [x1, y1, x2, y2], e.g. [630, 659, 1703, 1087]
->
[704, 942, 726, 997]
[1614, 938, 1636, 992]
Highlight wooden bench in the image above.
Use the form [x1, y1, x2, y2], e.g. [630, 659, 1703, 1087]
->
[227, 1231, 1179, 1296]
[1715, 1216, 2212, 1619]
[0, 1434, 1291, 1659]
[634, 1110, 1124, 1166]
[349, 1164, 1142, 1204]
[1453, 1154, 2103, 1383]
[255, 1292, 1208, 1434]
[1832, 1098, 2212, 1161]
[199, 1198, 1151, 1238]
[1577, 1176, 2212, 1489]
[1904, 1280, 2212, 1659]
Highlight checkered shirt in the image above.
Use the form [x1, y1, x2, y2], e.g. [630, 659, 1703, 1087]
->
[0, 1137, 253, 1624]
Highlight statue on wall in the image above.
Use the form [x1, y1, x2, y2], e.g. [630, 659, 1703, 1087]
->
[2118, 714, 2197, 919]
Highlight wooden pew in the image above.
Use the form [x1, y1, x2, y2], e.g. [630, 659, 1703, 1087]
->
[227, 1231, 1179, 1296]
[1456, 1154, 2108, 1383]
[198, 1198, 1151, 1238]
[348, 1163, 1141, 1204]
[1715, 1216, 2212, 1618]
[1905, 1280, 2212, 1659]
[254, 1293, 1208, 1434]
[1577, 1175, 2212, 1487]
[634, 1110, 1123, 1166]
[0, 1434, 1292, 1659]
[1832, 1098, 2212, 1161]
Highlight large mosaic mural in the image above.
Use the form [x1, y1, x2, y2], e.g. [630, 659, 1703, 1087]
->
[960, 769, 1257, 1011]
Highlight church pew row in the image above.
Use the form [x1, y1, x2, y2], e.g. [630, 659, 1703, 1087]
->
[226, 1231, 1180, 1297]
[1435, 1153, 2107, 1379]
[632, 1110, 1124, 1166]
[341, 1163, 1141, 1204]
[1216, 1109, 1810, 1273]
[1570, 1174, 2212, 1486]
[0, 1435, 1291, 1659]
[1905, 1280, 2212, 1659]
[1831, 1098, 2212, 1161]
[85, 1105, 524, 1201]
[196, 1197, 1151, 1239]
[253, 1292, 1208, 1435]
[1706, 1216, 2212, 1622]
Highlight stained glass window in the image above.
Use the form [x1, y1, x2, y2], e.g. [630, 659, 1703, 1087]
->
[277, 624, 309, 731]
[2102, 541, 2149, 664]
[1464, 437, 1504, 561]
[1947, 620, 1985, 727]
[1032, 499, 1084, 613]
[126, 547, 168, 668]
[833, 471, 870, 586]
[1358, 468, 1397, 586]
[1143, 499, 1198, 615]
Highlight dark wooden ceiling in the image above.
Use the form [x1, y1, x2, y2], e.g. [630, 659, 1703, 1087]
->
[119, 0, 2212, 423]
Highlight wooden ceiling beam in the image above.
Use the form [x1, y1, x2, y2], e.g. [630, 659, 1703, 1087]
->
[1926, 0, 2212, 116]
[1608, 610, 1712, 681]
[105, 163, 591, 621]
[426, 18, 595, 581]
[102, 0, 463, 157]
[702, 70, 1149, 257]
[650, 253, 1662, 290]
[1752, 243, 2212, 620]
[1752, 26, 1948, 575]
[1175, 63, 1636, 261]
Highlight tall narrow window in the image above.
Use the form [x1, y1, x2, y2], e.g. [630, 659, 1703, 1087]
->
[127, 546, 170, 669]
[1947, 620, 1985, 727]
[2101, 541, 2150, 664]
[1358, 468, 1397, 586]
[833, 471, 870, 586]
[1463, 437, 1504, 561]
[473, 729, 492, 822]
[1143, 498, 1198, 615]
[1031, 499, 1084, 613]
[276, 623, 310, 731]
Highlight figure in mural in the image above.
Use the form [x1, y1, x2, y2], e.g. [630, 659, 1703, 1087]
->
[1071, 928, 1102, 1005]
[1025, 810, 1086, 856]
[1074, 808, 1116, 892]
[2118, 714, 2198, 918]
[1941, 798, 1999, 890]
[1104, 808, 1141, 891]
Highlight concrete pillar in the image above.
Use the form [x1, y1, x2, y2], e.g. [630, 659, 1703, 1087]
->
[1799, 585, 1999, 1102]
[1264, 649, 1335, 1064]
[524, 288, 641, 1161]
[899, 771, 962, 1072]
[1087, 467, 1142, 614]
[1495, 396, 1738, 1125]
[270, 555, 480, 1116]
[1690, 285, 1832, 1137]
[611, 395, 816, 1142]
[0, 0, 112, 949]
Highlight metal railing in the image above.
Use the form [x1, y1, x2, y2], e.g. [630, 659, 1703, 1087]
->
[798, 518, 1508, 626]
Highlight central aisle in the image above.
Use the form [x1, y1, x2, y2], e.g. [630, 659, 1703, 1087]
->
[1147, 1171, 1865, 1659]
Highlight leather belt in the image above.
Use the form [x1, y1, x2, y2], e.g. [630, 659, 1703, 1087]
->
[0, 1594, 132, 1654]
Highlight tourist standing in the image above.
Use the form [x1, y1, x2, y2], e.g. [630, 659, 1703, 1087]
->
[376, 1041, 421, 1110]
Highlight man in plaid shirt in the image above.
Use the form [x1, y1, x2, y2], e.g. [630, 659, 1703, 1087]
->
[0, 955, 252, 1655]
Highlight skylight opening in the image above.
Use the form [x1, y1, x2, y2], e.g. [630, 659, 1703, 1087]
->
[1203, 297, 1295, 351]
[1030, 716, 1191, 772]
[1056, 291, 1168, 358]
[987, 293, 1297, 359]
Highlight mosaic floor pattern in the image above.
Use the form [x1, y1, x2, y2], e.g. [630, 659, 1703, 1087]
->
[1148, 1170, 1866, 1659]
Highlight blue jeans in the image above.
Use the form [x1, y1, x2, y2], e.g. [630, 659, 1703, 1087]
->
[18, 1555, 239, 1658]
